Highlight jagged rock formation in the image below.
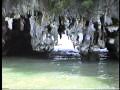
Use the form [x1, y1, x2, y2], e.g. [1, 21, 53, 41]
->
[2, 0, 119, 59]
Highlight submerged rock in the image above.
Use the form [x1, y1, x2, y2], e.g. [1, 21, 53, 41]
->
[81, 52, 100, 62]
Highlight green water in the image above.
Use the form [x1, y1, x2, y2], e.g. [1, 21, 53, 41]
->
[2, 57, 119, 89]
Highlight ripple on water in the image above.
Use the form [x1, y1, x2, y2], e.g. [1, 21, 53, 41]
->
[2, 57, 119, 89]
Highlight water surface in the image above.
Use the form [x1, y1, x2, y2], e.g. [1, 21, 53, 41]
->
[2, 56, 119, 89]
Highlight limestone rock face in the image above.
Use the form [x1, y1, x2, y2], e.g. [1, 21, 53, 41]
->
[2, 12, 119, 60]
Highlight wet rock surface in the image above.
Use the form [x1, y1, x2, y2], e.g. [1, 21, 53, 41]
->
[2, 13, 119, 60]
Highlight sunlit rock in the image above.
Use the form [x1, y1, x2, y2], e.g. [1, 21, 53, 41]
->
[5, 17, 13, 30]
[29, 15, 57, 52]
[54, 34, 78, 52]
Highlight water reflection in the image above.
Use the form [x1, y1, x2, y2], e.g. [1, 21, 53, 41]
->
[97, 57, 119, 88]
[2, 53, 119, 89]
[97, 58, 108, 79]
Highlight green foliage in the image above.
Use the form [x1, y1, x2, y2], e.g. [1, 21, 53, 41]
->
[81, 0, 93, 9]
[77, 0, 94, 19]
[48, 0, 70, 15]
